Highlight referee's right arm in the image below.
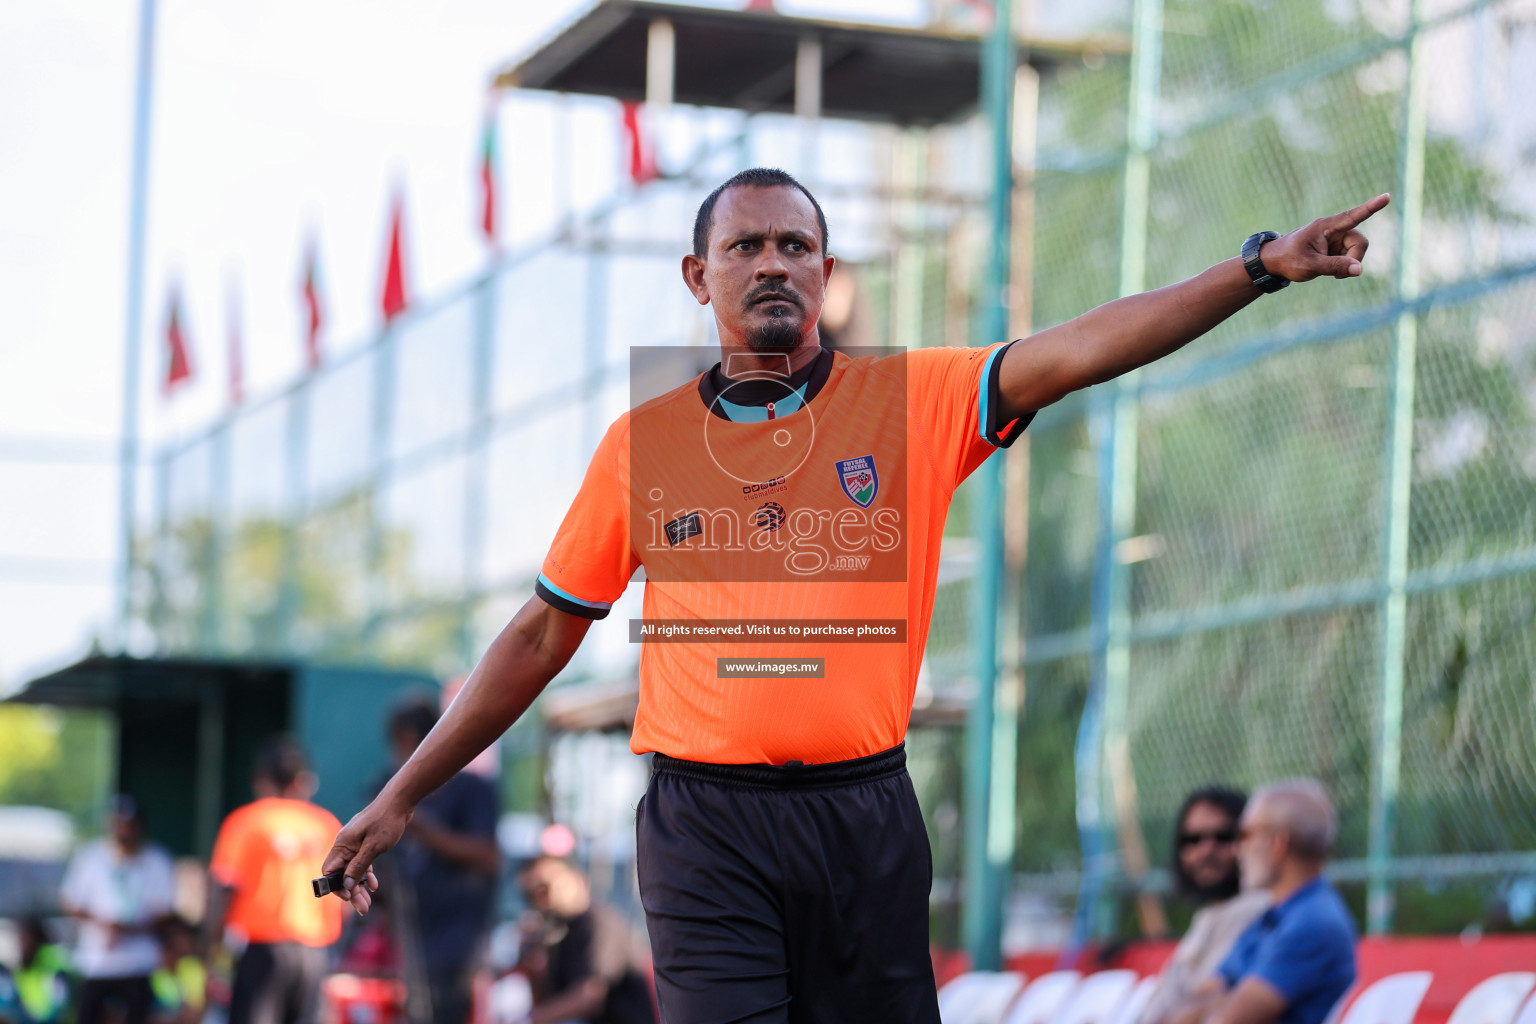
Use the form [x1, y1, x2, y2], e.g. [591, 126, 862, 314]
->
[321, 597, 593, 910]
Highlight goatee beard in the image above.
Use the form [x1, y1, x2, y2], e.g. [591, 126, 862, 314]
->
[746, 317, 803, 351]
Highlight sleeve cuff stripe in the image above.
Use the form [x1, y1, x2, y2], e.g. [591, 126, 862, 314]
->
[977, 344, 1006, 443]
[980, 341, 1033, 449]
[535, 575, 611, 620]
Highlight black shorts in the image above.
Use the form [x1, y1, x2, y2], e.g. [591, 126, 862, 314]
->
[636, 743, 940, 1024]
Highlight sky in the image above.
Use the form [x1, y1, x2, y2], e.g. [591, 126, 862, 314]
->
[0, 0, 939, 690]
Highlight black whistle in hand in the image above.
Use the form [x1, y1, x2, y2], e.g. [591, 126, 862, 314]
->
[311, 871, 348, 898]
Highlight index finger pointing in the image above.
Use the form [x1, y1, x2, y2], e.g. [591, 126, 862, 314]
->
[1332, 193, 1391, 230]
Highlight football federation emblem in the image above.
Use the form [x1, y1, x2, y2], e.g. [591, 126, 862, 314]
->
[753, 501, 786, 532]
[835, 456, 879, 508]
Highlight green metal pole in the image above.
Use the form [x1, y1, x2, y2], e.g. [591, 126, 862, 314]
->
[200, 422, 231, 653]
[276, 381, 309, 651]
[1072, 0, 1161, 950]
[1104, 0, 1161, 926]
[1368, 0, 1428, 936]
[461, 269, 498, 667]
[363, 326, 398, 651]
[962, 0, 1015, 971]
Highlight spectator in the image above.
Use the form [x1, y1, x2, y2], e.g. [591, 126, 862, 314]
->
[148, 917, 204, 1024]
[60, 795, 176, 1024]
[1140, 787, 1269, 1024]
[515, 857, 654, 1024]
[385, 697, 500, 1024]
[1166, 779, 1356, 1024]
[11, 918, 72, 1024]
[208, 737, 344, 1024]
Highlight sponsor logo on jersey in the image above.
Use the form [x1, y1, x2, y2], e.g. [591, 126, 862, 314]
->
[752, 501, 786, 532]
[835, 456, 879, 508]
[741, 476, 788, 499]
[664, 512, 703, 547]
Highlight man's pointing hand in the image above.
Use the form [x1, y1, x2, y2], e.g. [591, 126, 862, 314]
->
[1262, 193, 1391, 283]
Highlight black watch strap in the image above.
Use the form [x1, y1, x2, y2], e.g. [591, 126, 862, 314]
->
[1242, 231, 1289, 293]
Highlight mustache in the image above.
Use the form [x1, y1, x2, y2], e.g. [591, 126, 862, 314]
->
[744, 285, 802, 309]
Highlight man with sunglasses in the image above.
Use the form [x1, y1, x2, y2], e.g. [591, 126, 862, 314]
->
[1140, 787, 1269, 1024]
[1163, 780, 1356, 1024]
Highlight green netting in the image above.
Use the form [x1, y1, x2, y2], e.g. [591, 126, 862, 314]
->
[1409, 279, 1536, 568]
[1398, 577, 1536, 858]
[1132, 329, 1392, 612]
[1125, 607, 1379, 862]
[1007, 0, 1536, 936]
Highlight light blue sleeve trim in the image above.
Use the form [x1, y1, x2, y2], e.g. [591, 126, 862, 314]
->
[536, 572, 612, 610]
[978, 343, 1007, 444]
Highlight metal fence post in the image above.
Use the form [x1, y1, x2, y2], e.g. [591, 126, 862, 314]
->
[962, 0, 1016, 972]
[1369, 0, 1428, 936]
[364, 327, 398, 649]
[277, 381, 310, 650]
[461, 269, 498, 667]
[201, 422, 231, 652]
[1073, 0, 1161, 950]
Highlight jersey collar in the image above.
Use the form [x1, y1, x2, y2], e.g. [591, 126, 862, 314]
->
[698, 347, 834, 422]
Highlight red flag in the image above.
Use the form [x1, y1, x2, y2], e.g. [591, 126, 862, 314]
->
[745, 0, 775, 10]
[164, 286, 193, 394]
[302, 240, 323, 370]
[480, 105, 498, 246]
[227, 280, 244, 407]
[381, 192, 409, 322]
[621, 102, 657, 184]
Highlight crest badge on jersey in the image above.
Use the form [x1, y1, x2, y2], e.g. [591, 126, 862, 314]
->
[835, 455, 879, 508]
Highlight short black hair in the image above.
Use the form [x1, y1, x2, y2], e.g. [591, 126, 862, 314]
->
[254, 734, 310, 791]
[388, 694, 440, 744]
[692, 167, 828, 258]
[1170, 784, 1248, 901]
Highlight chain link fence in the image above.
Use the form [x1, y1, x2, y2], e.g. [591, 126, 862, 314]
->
[995, 0, 1536, 943]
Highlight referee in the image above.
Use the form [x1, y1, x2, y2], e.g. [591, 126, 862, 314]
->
[323, 168, 1386, 1023]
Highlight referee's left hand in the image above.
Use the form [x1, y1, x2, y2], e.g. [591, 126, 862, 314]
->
[1261, 193, 1391, 283]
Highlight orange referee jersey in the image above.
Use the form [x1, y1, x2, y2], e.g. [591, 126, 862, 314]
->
[535, 343, 1028, 765]
[209, 797, 344, 947]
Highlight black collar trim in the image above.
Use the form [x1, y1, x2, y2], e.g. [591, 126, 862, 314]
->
[698, 348, 833, 420]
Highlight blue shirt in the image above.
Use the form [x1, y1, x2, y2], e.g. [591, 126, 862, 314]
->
[1218, 878, 1357, 1024]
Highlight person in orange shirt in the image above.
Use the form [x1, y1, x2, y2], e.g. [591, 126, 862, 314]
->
[323, 168, 1388, 1022]
[209, 737, 343, 1024]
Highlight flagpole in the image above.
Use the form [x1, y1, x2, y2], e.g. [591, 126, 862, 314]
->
[117, 0, 158, 649]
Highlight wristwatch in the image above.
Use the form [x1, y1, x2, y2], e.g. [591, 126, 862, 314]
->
[1241, 231, 1290, 293]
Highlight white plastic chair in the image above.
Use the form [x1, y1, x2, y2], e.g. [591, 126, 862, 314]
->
[1336, 972, 1434, 1024]
[1104, 976, 1159, 1024]
[969, 972, 1030, 1024]
[1508, 986, 1536, 1024]
[1445, 974, 1536, 1024]
[1001, 970, 1083, 1024]
[1054, 970, 1141, 1024]
[939, 971, 1029, 1024]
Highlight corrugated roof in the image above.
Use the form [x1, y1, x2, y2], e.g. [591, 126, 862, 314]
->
[495, 0, 1127, 125]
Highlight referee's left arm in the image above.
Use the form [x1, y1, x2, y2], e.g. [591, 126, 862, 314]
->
[993, 193, 1389, 422]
